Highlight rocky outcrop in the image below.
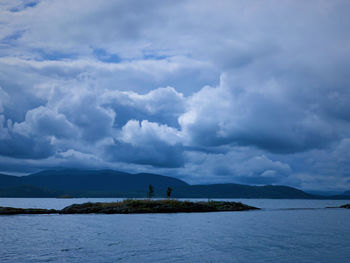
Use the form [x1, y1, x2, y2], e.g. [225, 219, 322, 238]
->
[0, 200, 259, 215]
[0, 206, 58, 215]
[340, 204, 350, 209]
[59, 200, 259, 214]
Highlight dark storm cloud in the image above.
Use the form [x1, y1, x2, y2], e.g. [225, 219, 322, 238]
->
[179, 73, 340, 154]
[0, 132, 54, 159]
[0, 0, 350, 190]
[106, 142, 184, 168]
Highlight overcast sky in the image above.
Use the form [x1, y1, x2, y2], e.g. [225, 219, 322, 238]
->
[1, 0, 350, 191]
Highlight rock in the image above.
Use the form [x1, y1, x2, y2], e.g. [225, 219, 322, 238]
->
[0, 206, 58, 215]
[340, 204, 350, 209]
[0, 200, 259, 215]
[59, 200, 260, 214]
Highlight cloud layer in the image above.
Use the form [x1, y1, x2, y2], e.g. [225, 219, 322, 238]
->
[1, 0, 350, 191]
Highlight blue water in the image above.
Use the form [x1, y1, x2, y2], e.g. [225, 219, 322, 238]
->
[0, 199, 349, 263]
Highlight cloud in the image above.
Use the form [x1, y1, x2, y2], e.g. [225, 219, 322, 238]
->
[283, 138, 350, 191]
[0, 131, 54, 159]
[119, 120, 183, 146]
[13, 106, 77, 139]
[105, 120, 184, 168]
[179, 148, 293, 185]
[57, 92, 115, 142]
[179, 73, 339, 153]
[0, 114, 9, 139]
[101, 86, 185, 127]
[0, 87, 10, 113]
[0, 0, 350, 190]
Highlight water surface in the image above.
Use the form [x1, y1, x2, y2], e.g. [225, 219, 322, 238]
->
[0, 198, 349, 263]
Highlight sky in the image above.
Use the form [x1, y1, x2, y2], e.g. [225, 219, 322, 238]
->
[0, 0, 350, 192]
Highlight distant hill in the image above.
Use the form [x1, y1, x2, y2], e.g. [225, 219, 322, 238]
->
[172, 184, 315, 199]
[0, 185, 63, 198]
[25, 169, 188, 191]
[0, 170, 188, 197]
[0, 169, 349, 199]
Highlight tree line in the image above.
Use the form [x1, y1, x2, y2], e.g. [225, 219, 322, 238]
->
[147, 184, 172, 198]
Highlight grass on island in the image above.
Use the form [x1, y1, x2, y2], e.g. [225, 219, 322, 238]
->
[60, 199, 259, 214]
[0, 199, 260, 215]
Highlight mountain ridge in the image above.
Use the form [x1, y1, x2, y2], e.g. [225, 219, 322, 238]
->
[0, 169, 349, 199]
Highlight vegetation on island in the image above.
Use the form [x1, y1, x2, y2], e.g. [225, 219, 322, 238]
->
[60, 199, 259, 214]
[147, 184, 154, 199]
[167, 187, 172, 198]
[0, 199, 259, 215]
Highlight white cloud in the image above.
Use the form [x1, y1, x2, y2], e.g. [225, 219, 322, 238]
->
[101, 86, 185, 127]
[180, 148, 292, 185]
[13, 106, 78, 139]
[179, 72, 340, 153]
[120, 119, 183, 146]
[0, 0, 350, 190]
[0, 115, 9, 139]
[0, 87, 10, 113]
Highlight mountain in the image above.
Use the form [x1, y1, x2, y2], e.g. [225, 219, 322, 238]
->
[0, 169, 188, 197]
[0, 169, 349, 199]
[24, 169, 188, 191]
[0, 185, 63, 198]
[0, 174, 23, 188]
[172, 184, 315, 199]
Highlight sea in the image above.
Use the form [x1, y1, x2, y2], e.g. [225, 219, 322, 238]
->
[0, 198, 349, 263]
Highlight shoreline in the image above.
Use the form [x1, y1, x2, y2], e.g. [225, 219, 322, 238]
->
[0, 199, 259, 215]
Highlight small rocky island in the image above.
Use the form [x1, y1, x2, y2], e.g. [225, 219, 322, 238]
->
[326, 204, 350, 209]
[0, 207, 58, 215]
[0, 200, 259, 215]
